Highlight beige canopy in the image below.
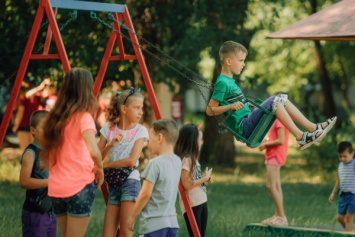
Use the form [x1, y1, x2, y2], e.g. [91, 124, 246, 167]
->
[267, 0, 355, 41]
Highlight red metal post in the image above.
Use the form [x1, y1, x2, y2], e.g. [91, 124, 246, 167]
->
[123, 6, 162, 119]
[179, 181, 201, 237]
[0, 0, 70, 148]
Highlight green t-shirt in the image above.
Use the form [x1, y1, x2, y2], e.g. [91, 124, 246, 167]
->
[211, 74, 251, 136]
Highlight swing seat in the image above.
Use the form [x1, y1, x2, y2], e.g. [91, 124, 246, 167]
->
[218, 98, 276, 148]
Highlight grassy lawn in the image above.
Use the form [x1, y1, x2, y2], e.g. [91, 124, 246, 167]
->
[0, 147, 341, 236]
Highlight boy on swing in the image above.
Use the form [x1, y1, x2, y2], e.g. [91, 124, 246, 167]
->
[206, 41, 336, 150]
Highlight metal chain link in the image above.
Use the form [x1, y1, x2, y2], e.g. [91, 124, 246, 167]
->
[107, 13, 216, 91]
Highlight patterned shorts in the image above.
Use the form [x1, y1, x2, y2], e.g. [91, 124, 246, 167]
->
[272, 93, 288, 113]
[51, 182, 97, 217]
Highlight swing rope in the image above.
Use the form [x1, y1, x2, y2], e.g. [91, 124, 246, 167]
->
[0, 10, 78, 88]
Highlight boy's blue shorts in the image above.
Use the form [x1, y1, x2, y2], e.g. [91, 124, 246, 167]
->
[338, 192, 355, 215]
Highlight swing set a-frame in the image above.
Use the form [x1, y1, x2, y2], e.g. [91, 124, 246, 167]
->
[0, 0, 201, 236]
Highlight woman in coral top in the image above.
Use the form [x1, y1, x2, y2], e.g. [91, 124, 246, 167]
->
[43, 68, 104, 237]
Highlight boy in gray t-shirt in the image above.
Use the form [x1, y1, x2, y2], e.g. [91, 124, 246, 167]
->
[128, 118, 182, 236]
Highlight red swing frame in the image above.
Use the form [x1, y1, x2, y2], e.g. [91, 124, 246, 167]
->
[0, 0, 200, 236]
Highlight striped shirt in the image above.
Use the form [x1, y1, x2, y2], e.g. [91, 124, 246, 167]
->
[339, 159, 355, 194]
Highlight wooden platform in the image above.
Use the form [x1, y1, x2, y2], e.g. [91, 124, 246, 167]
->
[243, 223, 355, 237]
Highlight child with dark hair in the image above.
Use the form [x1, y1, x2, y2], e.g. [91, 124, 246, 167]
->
[175, 124, 212, 237]
[329, 141, 355, 232]
[20, 110, 57, 237]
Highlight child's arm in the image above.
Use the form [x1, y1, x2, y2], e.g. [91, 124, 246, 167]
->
[181, 167, 212, 190]
[103, 138, 145, 168]
[259, 127, 285, 151]
[25, 78, 51, 98]
[127, 179, 154, 231]
[329, 176, 339, 203]
[19, 151, 48, 189]
[97, 134, 123, 160]
[82, 129, 104, 187]
[206, 98, 244, 116]
[12, 105, 25, 133]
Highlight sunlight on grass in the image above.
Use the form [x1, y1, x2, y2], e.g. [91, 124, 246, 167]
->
[0, 158, 20, 182]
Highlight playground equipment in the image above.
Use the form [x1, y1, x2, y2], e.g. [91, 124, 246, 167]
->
[218, 97, 276, 148]
[0, 0, 200, 236]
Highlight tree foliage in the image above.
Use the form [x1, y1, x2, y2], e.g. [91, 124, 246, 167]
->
[1, 0, 355, 168]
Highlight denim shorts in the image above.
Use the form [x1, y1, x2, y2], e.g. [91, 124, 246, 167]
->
[52, 181, 97, 217]
[22, 209, 57, 237]
[242, 94, 287, 139]
[139, 228, 178, 237]
[338, 192, 355, 215]
[107, 178, 141, 205]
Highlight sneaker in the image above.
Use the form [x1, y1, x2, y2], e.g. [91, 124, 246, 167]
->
[267, 216, 288, 226]
[261, 215, 277, 225]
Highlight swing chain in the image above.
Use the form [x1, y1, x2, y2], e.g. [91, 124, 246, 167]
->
[59, 10, 77, 31]
[91, 12, 225, 126]
[107, 13, 215, 91]
[92, 12, 253, 136]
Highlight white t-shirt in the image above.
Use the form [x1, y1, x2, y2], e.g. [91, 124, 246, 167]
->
[179, 157, 207, 214]
[100, 123, 149, 181]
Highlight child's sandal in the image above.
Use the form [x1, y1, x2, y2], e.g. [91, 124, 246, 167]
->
[313, 117, 337, 143]
[297, 131, 321, 150]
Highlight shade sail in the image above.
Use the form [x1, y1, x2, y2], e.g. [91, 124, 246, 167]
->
[267, 0, 355, 41]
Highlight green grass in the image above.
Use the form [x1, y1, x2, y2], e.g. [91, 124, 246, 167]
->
[0, 179, 340, 236]
[0, 147, 342, 236]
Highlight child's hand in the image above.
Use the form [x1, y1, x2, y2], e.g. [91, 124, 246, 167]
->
[127, 216, 136, 231]
[328, 193, 335, 203]
[93, 165, 104, 189]
[204, 167, 213, 182]
[230, 102, 245, 111]
[259, 144, 266, 151]
[110, 133, 124, 147]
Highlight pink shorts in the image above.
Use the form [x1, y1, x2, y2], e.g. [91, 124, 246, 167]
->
[264, 157, 281, 167]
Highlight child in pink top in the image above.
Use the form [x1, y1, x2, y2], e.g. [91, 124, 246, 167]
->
[259, 119, 289, 226]
[175, 124, 213, 237]
[43, 68, 103, 237]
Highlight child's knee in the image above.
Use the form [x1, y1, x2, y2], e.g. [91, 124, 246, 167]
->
[272, 94, 288, 113]
[337, 214, 345, 222]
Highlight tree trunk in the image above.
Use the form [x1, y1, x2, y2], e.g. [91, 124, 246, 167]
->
[309, 0, 336, 118]
[313, 41, 336, 118]
[200, 67, 236, 167]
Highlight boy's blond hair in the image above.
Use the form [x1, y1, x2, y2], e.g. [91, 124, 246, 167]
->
[219, 41, 248, 64]
[151, 118, 179, 145]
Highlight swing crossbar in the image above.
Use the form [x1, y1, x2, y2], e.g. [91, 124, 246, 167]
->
[50, 0, 125, 13]
[220, 98, 276, 148]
